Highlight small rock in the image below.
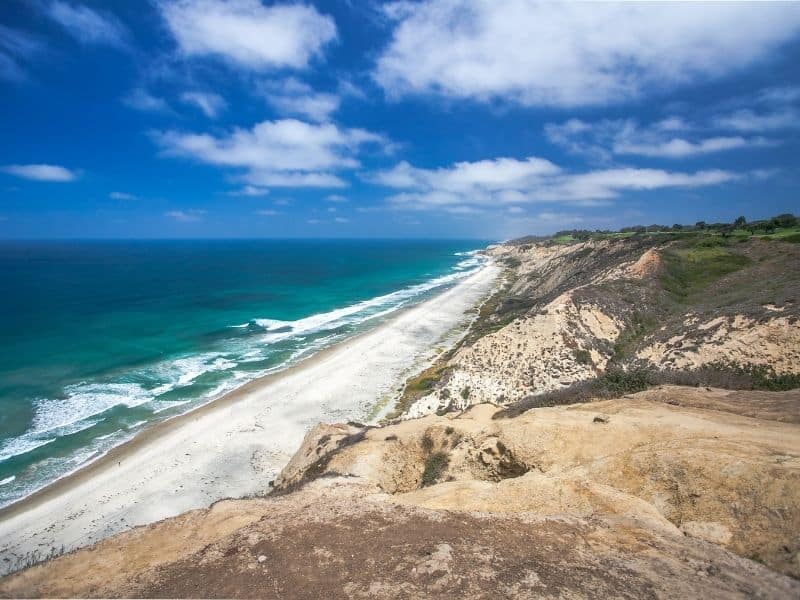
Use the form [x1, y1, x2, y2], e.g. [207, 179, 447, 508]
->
[593, 414, 610, 424]
[257, 555, 267, 563]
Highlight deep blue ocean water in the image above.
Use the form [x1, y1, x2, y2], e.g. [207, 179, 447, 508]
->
[0, 239, 487, 506]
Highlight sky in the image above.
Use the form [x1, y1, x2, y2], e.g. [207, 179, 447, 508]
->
[1, 0, 799, 239]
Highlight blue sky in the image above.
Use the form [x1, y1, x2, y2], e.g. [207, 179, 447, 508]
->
[1, 0, 799, 239]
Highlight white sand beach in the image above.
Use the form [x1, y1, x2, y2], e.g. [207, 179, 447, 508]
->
[0, 262, 500, 574]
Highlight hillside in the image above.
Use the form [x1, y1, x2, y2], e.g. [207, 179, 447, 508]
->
[2, 232, 800, 599]
[400, 233, 799, 417]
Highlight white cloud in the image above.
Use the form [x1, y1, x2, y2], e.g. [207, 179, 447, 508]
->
[334, 216, 349, 223]
[45, 1, 129, 48]
[545, 118, 773, 159]
[230, 185, 269, 197]
[326, 194, 347, 203]
[372, 157, 560, 192]
[123, 88, 171, 113]
[255, 209, 280, 216]
[615, 136, 768, 159]
[375, 1, 800, 106]
[546, 168, 740, 203]
[158, 0, 336, 70]
[710, 85, 800, 132]
[180, 91, 226, 118]
[2, 163, 78, 181]
[261, 78, 339, 122]
[110, 191, 136, 200]
[713, 109, 800, 132]
[165, 209, 206, 222]
[154, 118, 387, 188]
[373, 156, 745, 212]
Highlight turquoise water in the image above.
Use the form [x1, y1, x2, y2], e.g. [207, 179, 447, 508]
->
[0, 239, 487, 506]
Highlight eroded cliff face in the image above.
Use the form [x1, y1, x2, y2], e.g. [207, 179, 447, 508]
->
[406, 236, 800, 416]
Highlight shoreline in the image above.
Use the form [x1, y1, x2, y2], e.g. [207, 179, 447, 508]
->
[0, 260, 500, 574]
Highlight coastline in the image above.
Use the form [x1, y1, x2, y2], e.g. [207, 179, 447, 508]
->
[0, 260, 500, 574]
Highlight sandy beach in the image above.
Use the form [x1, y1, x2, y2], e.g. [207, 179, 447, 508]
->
[0, 261, 500, 574]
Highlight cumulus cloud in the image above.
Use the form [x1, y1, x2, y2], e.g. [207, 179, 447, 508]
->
[261, 78, 339, 122]
[372, 157, 561, 191]
[165, 209, 206, 221]
[180, 91, 226, 118]
[158, 0, 336, 70]
[545, 118, 773, 160]
[372, 156, 744, 211]
[2, 163, 78, 181]
[153, 118, 387, 188]
[374, 0, 800, 106]
[110, 191, 136, 200]
[45, 1, 129, 48]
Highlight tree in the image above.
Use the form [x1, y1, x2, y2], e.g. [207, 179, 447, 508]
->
[733, 215, 747, 229]
[695, 221, 706, 230]
[772, 213, 797, 228]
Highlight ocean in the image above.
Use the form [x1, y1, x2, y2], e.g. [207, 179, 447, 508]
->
[0, 239, 488, 507]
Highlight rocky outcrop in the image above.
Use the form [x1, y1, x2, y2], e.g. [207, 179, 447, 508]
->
[278, 386, 800, 581]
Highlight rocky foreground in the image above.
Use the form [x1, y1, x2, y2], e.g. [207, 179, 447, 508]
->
[2, 386, 799, 598]
[2, 234, 799, 598]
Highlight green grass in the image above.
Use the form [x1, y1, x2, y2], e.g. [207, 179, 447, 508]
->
[760, 226, 800, 243]
[552, 234, 574, 244]
[660, 246, 750, 301]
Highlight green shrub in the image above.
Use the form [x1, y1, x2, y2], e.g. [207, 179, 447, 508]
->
[460, 386, 471, 400]
[421, 451, 450, 487]
[574, 349, 593, 366]
[712, 362, 800, 391]
[597, 368, 652, 396]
